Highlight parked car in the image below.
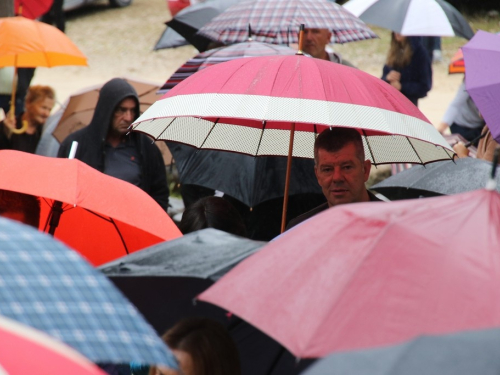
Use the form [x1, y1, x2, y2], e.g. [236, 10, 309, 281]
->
[63, 0, 132, 11]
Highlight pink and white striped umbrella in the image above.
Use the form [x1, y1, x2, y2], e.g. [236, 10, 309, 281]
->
[196, 0, 377, 45]
[133, 54, 453, 165]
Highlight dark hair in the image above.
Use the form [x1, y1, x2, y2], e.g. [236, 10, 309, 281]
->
[179, 196, 247, 237]
[314, 127, 365, 164]
[161, 317, 241, 375]
[386, 32, 413, 69]
[0, 189, 40, 228]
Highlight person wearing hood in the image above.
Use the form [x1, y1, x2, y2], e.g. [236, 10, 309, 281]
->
[57, 78, 169, 212]
[382, 32, 432, 107]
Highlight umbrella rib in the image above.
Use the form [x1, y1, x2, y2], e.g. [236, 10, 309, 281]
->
[361, 129, 376, 165]
[255, 120, 267, 156]
[198, 118, 220, 149]
[109, 217, 129, 255]
[406, 137, 424, 165]
[156, 118, 176, 141]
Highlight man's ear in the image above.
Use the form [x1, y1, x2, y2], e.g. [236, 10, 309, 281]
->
[363, 159, 372, 182]
[314, 165, 320, 184]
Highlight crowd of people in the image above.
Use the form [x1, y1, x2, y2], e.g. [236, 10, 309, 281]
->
[0, 2, 499, 374]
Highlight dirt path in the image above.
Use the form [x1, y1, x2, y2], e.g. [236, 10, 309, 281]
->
[31, 0, 463, 127]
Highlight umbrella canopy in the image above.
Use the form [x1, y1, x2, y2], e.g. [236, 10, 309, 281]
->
[463, 30, 500, 143]
[158, 40, 297, 94]
[167, 142, 322, 207]
[0, 216, 178, 368]
[154, 26, 189, 50]
[198, 188, 500, 358]
[0, 315, 106, 375]
[166, 0, 241, 52]
[0, 150, 182, 266]
[15, 0, 54, 19]
[448, 47, 464, 74]
[52, 78, 161, 144]
[99, 228, 314, 375]
[343, 0, 474, 39]
[372, 157, 500, 199]
[133, 54, 453, 164]
[197, 0, 377, 45]
[0, 16, 87, 67]
[303, 328, 500, 375]
[100, 228, 265, 333]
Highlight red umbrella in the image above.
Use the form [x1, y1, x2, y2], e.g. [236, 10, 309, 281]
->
[132, 54, 454, 230]
[14, 0, 54, 19]
[0, 150, 182, 266]
[198, 188, 500, 358]
[0, 314, 106, 375]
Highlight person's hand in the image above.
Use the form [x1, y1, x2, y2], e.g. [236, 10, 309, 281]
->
[386, 70, 401, 82]
[3, 110, 16, 130]
[437, 122, 450, 134]
[453, 141, 469, 158]
[390, 80, 402, 91]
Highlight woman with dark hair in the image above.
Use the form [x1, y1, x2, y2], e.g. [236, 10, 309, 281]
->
[179, 196, 247, 237]
[381, 32, 432, 107]
[150, 317, 241, 375]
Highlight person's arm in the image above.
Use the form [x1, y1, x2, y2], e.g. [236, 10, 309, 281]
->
[147, 143, 170, 212]
[440, 82, 467, 133]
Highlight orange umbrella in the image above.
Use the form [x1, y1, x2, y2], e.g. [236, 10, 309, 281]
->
[0, 150, 182, 266]
[448, 48, 464, 74]
[0, 16, 87, 132]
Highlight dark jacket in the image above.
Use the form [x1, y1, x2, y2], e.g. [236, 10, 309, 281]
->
[0, 113, 42, 153]
[57, 78, 169, 211]
[286, 191, 382, 230]
[382, 37, 432, 106]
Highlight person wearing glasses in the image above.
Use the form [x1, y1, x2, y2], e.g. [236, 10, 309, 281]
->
[57, 78, 169, 211]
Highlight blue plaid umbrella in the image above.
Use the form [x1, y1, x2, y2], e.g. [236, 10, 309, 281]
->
[0, 217, 178, 369]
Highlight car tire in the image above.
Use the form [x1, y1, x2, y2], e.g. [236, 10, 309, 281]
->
[109, 0, 132, 8]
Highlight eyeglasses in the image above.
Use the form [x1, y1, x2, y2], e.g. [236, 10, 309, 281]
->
[114, 106, 136, 116]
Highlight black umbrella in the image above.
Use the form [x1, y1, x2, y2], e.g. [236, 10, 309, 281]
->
[372, 158, 500, 200]
[165, 0, 241, 52]
[302, 328, 500, 375]
[99, 228, 315, 374]
[154, 26, 189, 50]
[168, 142, 323, 208]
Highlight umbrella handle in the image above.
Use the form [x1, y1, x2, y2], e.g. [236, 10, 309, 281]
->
[485, 147, 500, 191]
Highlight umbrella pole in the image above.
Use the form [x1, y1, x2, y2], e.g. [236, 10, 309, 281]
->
[8, 67, 28, 135]
[48, 201, 63, 236]
[281, 123, 295, 233]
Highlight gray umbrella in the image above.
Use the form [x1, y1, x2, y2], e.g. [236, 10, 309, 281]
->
[302, 328, 500, 375]
[165, 0, 241, 52]
[372, 157, 500, 200]
[343, 0, 474, 40]
[99, 228, 265, 333]
[154, 26, 189, 50]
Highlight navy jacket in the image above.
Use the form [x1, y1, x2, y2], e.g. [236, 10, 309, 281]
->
[382, 37, 432, 106]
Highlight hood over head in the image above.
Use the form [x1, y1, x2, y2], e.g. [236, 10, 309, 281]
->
[89, 78, 140, 140]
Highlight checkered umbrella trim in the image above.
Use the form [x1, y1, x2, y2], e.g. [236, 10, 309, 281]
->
[158, 41, 297, 94]
[197, 0, 377, 45]
[0, 218, 177, 369]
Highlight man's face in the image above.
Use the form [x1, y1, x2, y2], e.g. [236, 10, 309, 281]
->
[26, 97, 55, 127]
[110, 97, 137, 137]
[303, 28, 332, 59]
[314, 143, 371, 207]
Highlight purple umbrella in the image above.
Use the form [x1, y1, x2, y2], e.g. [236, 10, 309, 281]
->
[463, 30, 500, 143]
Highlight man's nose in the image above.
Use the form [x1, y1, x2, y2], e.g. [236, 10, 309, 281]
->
[123, 111, 134, 121]
[331, 168, 344, 181]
